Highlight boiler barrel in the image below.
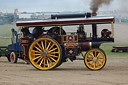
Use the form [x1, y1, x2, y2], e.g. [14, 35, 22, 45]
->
[79, 42, 102, 51]
[51, 12, 91, 19]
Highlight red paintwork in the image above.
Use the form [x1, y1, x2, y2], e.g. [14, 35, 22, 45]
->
[21, 40, 29, 43]
[62, 35, 78, 43]
[65, 43, 76, 46]
[11, 54, 14, 61]
[20, 38, 31, 63]
[16, 17, 114, 27]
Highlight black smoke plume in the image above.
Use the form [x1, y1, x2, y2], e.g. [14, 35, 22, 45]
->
[90, 0, 113, 13]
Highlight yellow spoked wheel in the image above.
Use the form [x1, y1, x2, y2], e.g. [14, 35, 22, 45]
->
[84, 48, 106, 70]
[29, 37, 62, 70]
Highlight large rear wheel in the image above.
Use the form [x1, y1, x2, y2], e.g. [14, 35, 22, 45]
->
[84, 48, 106, 70]
[29, 37, 62, 70]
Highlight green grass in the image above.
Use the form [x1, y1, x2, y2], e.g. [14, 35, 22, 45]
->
[0, 23, 18, 37]
[0, 23, 18, 46]
[101, 43, 128, 56]
[0, 37, 11, 46]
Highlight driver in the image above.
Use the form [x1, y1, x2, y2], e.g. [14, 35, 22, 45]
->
[32, 26, 43, 38]
[21, 27, 31, 37]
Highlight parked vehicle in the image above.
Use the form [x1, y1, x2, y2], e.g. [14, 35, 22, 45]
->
[8, 29, 23, 63]
[111, 46, 128, 52]
[0, 46, 10, 61]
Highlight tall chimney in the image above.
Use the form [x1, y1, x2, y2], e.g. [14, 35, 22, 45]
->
[92, 24, 97, 40]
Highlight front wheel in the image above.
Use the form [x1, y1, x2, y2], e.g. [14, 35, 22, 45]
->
[29, 37, 62, 70]
[10, 51, 18, 63]
[84, 48, 106, 70]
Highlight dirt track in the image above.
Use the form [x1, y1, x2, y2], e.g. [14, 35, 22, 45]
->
[0, 55, 128, 85]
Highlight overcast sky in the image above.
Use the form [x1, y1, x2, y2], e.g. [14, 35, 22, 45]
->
[0, 0, 126, 13]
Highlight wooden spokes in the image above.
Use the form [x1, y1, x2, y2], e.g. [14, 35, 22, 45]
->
[84, 49, 106, 70]
[29, 38, 61, 70]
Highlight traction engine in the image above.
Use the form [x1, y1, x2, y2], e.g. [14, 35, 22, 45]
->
[16, 12, 114, 71]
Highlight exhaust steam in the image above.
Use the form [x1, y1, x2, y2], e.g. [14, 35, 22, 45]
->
[90, 0, 113, 13]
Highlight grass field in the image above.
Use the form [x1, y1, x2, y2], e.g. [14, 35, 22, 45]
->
[0, 23, 19, 46]
[101, 43, 128, 56]
[0, 23, 18, 37]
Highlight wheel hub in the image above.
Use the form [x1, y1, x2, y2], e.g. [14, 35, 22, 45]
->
[42, 51, 48, 57]
[93, 57, 97, 62]
[11, 54, 14, 61]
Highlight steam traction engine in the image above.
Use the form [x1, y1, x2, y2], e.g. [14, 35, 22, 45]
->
[16, 12, 114, 70]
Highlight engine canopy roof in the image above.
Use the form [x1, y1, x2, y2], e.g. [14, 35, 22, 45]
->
[16, 16, 114, 27]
